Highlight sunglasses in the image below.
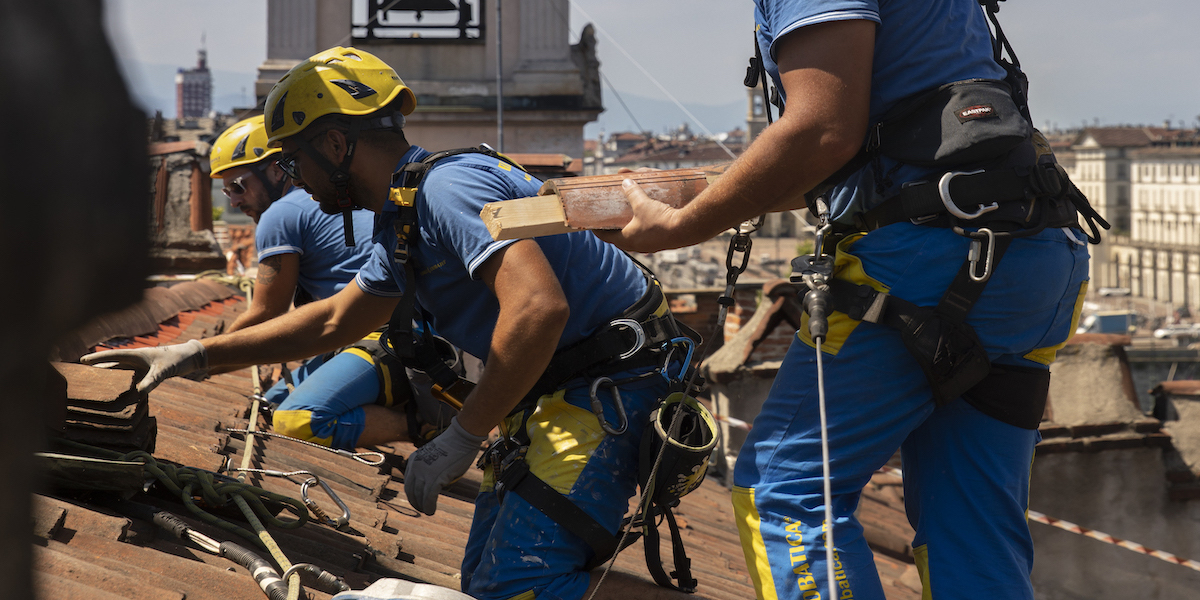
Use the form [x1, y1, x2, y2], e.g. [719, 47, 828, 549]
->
[277, 153, 301, 181]
[221, 175, 249, 198]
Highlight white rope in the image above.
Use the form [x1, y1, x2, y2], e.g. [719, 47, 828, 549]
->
[814, 339, 836, 600]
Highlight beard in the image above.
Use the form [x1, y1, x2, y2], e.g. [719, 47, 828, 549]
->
[318, 199, 343, 215]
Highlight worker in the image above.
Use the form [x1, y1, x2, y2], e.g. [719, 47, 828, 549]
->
[211, 114, 373, 333]
[597, 2, 1098, 599]
[211, 115, 444, 451]
[85, 46, 688, 600]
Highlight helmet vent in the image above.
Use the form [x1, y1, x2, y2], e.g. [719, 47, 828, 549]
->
[253, 147, 264, 157]
[330, 79, 378, 100]
[292, 112, 306, 126]
[231, 135, 248, 160]
[270, 92, 288, 132]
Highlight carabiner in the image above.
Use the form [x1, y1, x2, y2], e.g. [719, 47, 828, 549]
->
[660, 337, 695, 384]
[589, 376, 628, 436]
[609, 318, 647, 360]
[301, 476, 351, 530]
[939, 170, 999, 220]
[967, 227, 997, 283]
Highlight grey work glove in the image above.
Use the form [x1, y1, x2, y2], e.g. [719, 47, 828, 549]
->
[404, 416, 486, 516]
[80, 339, 208, 394]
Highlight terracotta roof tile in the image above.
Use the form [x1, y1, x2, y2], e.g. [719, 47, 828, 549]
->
[37, 278, 923, 600]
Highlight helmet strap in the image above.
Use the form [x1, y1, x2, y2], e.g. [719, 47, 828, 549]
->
[297, 119, 363, 247]
[248, 163, 287, 203]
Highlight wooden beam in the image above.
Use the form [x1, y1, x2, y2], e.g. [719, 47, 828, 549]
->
[481, 162, 732, 240]
[481, 194, 576, 240]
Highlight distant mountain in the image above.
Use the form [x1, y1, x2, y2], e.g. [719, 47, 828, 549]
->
[584, 89, 747, 139]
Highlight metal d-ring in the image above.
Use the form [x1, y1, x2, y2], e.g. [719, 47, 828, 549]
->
[589, 376, 628, 436]
[301, 476, 351, 530]
[609, 318, 646, 360]
[939, 169, 999, 220]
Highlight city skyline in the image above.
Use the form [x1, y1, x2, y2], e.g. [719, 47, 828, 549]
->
[104, 0, 1200, 137]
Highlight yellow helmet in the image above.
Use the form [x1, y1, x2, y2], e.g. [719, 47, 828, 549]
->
[209, 115, 280, 178]
[264, 46, 417, 147]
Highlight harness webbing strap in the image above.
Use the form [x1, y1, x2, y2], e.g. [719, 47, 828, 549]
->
[497, 459, 627, 569]
[642, 506, 697, 592]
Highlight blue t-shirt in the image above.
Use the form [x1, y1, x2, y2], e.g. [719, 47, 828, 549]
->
[255, 188, 376, 300]
[754, 0, 1006, 223]
[354, 146, 647, 360]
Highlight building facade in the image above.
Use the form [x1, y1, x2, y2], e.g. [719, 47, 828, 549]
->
[255, 0, 601, 157]
[175, 49, 212, 119]
[1074, 127, 1200, 312]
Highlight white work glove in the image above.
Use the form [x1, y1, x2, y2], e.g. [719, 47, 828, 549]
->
[404, 416, 486, 516]
[80, 339, 208, 394]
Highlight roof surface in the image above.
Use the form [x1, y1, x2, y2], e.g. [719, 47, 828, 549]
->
[37, 278, 922, 600]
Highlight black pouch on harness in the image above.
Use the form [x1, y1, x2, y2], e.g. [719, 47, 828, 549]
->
[876, 79, 1031, 168]
[891, 303, 992, 407]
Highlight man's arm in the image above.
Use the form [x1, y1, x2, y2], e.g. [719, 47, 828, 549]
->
[226, 253, 301, 333]
[402, 239, 569, 514]
[204, 282, 397, 368]
[455, 240, 570, 437]
[83, 282, 399, 392]
[595, 19, 876, 253]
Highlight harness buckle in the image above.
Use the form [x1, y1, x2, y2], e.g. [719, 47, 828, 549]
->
[589, 376, 629, 436]
[967, 227, 997, 283]
[609, 318, 647, 361]
[939, 170, 999, 220]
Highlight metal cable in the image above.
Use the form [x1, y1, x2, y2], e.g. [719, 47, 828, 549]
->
[224, 428, 385, 466]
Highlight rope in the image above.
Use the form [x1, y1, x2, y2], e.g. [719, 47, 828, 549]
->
[237, 389, 301, 600]
[875, 466, 1200, 574]
[54, 440, 308, 548]
[814, 339, 836, 600]
[224, 428, 385, 466]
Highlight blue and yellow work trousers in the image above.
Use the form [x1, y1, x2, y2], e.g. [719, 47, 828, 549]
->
[461, 369, 670, 600]
[733, 224, 1089, 600]
[264, 335, 396, 450]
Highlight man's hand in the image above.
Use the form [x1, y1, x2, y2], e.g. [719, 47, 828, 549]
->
[80, 339, 207, 394]
[404, 416, 487, 515]
[592, 178, 687, 253]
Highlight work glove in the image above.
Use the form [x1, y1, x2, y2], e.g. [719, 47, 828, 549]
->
[80, 339, 208, 394]
[404, 416, 486, 516]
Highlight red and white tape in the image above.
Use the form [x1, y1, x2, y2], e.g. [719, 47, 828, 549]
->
[714, 413, 752, 431]
[875, 466, 1200, 574]
[1026, 510, 1200, 573]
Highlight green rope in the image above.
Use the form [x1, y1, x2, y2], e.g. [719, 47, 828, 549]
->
[55, 440, 309, 551]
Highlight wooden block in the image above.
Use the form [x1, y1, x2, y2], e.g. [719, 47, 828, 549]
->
[481, 163, 732, 240]
[481, 194, 575, 240]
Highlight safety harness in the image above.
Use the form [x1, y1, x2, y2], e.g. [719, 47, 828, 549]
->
[376, 145, 708, 591]
[787, 0, 1110, 429]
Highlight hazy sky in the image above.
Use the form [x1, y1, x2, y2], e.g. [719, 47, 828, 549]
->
[103, 0, 1200, 133]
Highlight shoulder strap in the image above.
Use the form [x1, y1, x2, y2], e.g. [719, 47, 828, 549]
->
[380, 145, 528, 379]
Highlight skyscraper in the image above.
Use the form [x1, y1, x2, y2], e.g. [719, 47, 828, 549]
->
[176, 45, 212, 119]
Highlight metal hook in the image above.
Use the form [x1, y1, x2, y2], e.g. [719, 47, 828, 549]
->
[968, 227, 997, 283]
[589, 377, 628, 436]
[301, 476, 351, 530]
[939, 170, 999, 220]
[609, 319, 646, 360]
